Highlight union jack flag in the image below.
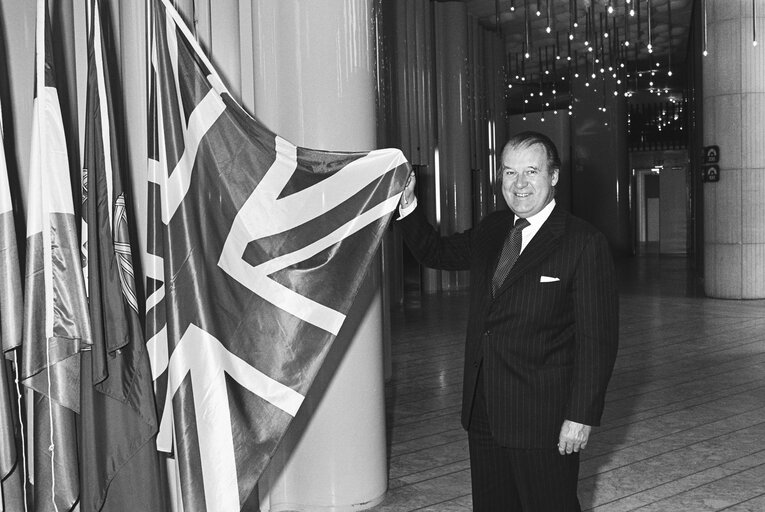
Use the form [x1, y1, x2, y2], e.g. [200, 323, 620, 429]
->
[146, 1, 410, 510]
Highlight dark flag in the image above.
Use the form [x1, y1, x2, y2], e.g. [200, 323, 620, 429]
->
[146, 0, 411, 509]
[21, 0, 90, 510]
[0, 97, 26, 511]
[78, 1, 166, 511]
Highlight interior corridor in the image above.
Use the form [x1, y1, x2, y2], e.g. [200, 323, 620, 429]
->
[375, 254, 765, 511]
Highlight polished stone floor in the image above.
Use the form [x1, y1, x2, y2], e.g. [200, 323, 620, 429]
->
[373, 253, 765, 511]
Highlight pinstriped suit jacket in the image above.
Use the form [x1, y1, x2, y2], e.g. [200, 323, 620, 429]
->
[399, 204, 619, 449]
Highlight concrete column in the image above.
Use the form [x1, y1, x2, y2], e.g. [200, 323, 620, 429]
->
[703, 0, 765, 298]
[570, 75, 631, 254]
[251, 1, 387, 510]
[434, 1, 472, 291]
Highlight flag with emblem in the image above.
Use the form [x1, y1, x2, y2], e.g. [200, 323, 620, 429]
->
[21, 0, 90, 510]
[78, 1, 166, 510]
[0, 94, 26, 512]
[146, 0, 410, 509]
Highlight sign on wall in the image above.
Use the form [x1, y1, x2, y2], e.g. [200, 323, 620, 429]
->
[702, 145, 720, 182]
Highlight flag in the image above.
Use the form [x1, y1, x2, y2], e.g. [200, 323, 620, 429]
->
[146, 0, 411, 510]
[0, 95, 26, 511]
[21, 1, 90, 510]
[78, 1, 166, 510]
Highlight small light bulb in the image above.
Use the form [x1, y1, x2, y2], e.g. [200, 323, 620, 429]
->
[569, 34, 574, 41]
[629, 9, 635, 16]
[546, 26, 552, 34]
[703, 50, 709, 57]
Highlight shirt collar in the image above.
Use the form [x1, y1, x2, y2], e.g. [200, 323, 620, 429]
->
[514, 198, 556, 229]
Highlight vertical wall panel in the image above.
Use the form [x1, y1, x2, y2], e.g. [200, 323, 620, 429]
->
[238, 0, 254, 113]
[118, 0, 149, 263]
[209, 0, 241, 104]
[703, 0, 765, 298]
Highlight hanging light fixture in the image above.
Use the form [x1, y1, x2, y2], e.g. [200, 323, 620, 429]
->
[546, 0, 552, 33]
[703, 0, 708, 56]
[668, 0, 674, 76]
[754, 0, 758, 46]
[647, 0, 653, 53]
[524, 0, 531, 58]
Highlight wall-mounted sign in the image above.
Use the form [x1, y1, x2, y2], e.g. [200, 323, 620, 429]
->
[703, 164, 720, 182]
[703, 145, 720, 164]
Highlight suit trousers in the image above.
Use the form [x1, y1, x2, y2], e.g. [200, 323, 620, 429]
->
[468, 371, 582, 512]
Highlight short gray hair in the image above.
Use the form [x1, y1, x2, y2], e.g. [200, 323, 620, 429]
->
[501, 131, 561, 172]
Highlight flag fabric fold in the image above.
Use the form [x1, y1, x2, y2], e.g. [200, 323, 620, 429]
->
[21, 0, 90, 510]
[0, 94, 26, 512]
[146, 0, 411, 510]
[78, 1, 166, 510]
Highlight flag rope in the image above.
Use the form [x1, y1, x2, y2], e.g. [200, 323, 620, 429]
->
[12, 352, 30, 512]
[36, 0, 60, 508]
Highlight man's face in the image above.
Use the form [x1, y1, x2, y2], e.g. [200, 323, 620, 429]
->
[500, 143, 559, 218]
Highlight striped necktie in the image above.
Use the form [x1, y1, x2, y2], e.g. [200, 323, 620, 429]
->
[491, 217, 530, 296]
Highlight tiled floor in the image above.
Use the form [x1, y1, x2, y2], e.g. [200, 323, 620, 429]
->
[374, 253, 765, 511]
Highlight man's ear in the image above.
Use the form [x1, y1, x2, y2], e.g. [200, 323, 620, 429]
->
[551, 168, 559, 186]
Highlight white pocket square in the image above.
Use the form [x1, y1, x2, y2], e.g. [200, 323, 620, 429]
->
[540, 276, 560, 283]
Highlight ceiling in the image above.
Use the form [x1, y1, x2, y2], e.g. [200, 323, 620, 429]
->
[460, 0, 695, 104]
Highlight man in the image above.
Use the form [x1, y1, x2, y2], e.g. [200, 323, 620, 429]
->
[397, 131, 618, 511]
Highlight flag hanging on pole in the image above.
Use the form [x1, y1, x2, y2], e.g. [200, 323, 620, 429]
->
[21, 0, 90, 510]
[78, 1, 166, 510]
[146, 0, 411, 510]
[0, 94, 26, 512]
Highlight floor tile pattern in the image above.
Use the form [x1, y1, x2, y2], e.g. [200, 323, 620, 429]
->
[373, 254, 765, 511]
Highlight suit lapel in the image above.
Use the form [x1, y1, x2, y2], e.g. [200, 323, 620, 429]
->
[493, 206, 567, 297]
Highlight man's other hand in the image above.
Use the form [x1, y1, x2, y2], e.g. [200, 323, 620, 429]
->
[557, 420, 591, 455]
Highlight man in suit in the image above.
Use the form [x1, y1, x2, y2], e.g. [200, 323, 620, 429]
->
[397, 131, 618, 511]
